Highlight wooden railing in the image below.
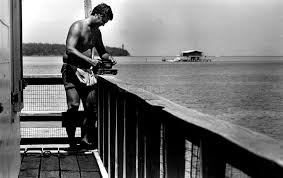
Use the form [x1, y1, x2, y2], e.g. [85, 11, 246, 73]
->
[97, 75, 283, 178]
[21, 75, 283, 177]
[21, 75, 82, 145]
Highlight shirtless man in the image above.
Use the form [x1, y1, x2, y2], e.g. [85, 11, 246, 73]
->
[61, 3, 114, 150]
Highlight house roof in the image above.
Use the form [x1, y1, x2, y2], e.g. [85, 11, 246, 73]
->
[181, 50, 202, 54]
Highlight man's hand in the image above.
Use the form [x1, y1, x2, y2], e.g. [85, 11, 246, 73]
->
[109, 56, 117, 65]
[90, 58, 102, 67]
[101, 53, 116, 66]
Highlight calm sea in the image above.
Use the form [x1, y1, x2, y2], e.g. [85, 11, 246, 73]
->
[23, 56, 283, 142]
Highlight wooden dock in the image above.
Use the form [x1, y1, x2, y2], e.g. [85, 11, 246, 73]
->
[19, 148, 102, 178]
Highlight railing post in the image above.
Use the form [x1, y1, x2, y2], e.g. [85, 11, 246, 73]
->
[145, 109, 161, 178]
[98, 82, 104, 162]
[124, 97, 137, 177]
[136, 106, 145, 178]
[164, 119, 185, 178]
[200, 138, 226, 178]
[123, 98, 127, 178]
[108, 87, 116, 178]
[115, 94, 125, 178]
[103, 87, 109, 170]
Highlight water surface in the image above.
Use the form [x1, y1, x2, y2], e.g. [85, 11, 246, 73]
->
[23, 56, 283, 142]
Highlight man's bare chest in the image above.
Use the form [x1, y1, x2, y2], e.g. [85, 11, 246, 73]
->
[78, 28, 100, 51]
[79, 34, 96, 48]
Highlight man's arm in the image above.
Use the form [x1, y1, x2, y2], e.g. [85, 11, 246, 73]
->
[66, 22, 101, 67]
[95, 29, 111, 61]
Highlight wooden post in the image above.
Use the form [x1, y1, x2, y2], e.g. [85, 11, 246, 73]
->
[123, 98, 127, 178]
[165, 119, 185, 178]
[84, 0, 96, 59]
[108, 89, 116, 178]
[103, 88, 109, 170]
[116, 95, 125, 178]
[124, 97, 137, 178]
[145, 109, 161, 178]
[84, 0, 92, 18]
[137, 107, 145, 178]
[200, 138, 226, 178]
[11, 0, 23, 112]
[98, 83, 104, 160]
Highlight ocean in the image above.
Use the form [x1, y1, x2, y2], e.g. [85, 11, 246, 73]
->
[23, 56, 283, 142]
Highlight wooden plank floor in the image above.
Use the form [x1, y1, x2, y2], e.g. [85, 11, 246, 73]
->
[19, 148, 102, 178]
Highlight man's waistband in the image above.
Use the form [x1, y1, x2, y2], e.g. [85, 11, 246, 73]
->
[63, 63, 99, 74]
[63, 63, 90, 70]
[63, 57, 91, 69]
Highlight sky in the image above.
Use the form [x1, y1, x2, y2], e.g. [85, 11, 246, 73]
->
[22, 0, 283, 56]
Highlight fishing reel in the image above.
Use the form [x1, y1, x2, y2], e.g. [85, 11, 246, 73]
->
[96, 58, 118, 75]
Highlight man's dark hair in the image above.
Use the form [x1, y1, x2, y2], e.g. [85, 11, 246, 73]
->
[91, 3, 113, 20]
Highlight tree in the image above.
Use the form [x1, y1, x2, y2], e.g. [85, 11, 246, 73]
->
[22, 43, 130, 56]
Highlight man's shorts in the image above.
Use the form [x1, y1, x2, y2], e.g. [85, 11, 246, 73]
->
[61, 63, 80, 90]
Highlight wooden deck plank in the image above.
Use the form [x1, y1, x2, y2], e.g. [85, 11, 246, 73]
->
[77, 154, 100, 172]
[20, 154, 41, 170]
[19, 169, 39, 178]
[40, 171, 60, 178]
[19, 154, 41, 178]
[40, 154, 59, 171]
[81, 171, 101, 178]
[60, 155, 79, 171]
[61, 171, 80, 178]
[20, 151, 103, 178]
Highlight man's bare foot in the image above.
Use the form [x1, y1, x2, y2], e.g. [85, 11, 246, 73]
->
[80, 141, 96, 150]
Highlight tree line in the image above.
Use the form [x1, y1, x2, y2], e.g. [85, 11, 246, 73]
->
[22, 43, 130, 56]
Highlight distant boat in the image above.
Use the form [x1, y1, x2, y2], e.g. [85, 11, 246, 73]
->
[163, 50, 212, 62]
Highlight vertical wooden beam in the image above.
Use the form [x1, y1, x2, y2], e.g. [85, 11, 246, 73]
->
[123, 98, 126, 178]
[97, 81, 101, 157]
[108, 89, 111, 176]
[84, 0, 92, 18]
[200, 138, 226, 178]
[145, 109, 161, 178]
[160, 123, 167, 178]
[116, 95, 125, 178]
[83, 0, 96, 59]
[108, 88, 116, 178]
[11, 0, 23, 112]
[98, 83, 104, 161]
[124, 97, 136, 178]
[165, 119, 185, 178]
[103, 88, 109, 170]
[137, 107, 145, 178]
[190, 144, 195, 178]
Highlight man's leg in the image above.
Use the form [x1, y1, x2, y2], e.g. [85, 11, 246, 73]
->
[80, 86, 97, 148]
[65, 87, 80, 148]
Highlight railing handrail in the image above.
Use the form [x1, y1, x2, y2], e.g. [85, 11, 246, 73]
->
[99, 75, 283, 169]
[23, 74, 62, 85]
